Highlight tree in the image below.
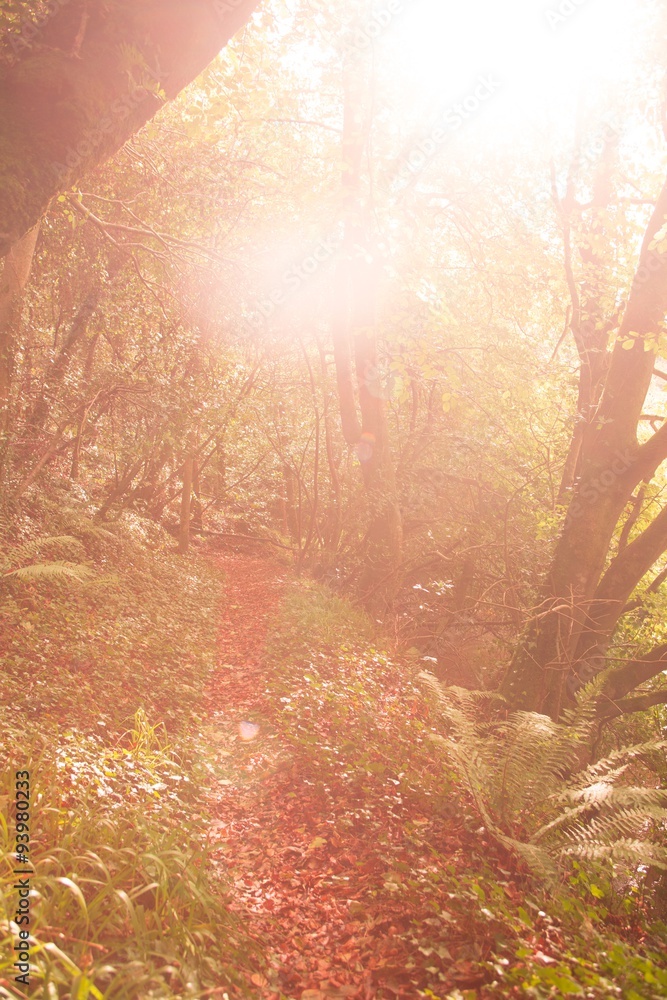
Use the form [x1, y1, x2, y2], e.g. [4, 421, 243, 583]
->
[0, 0, 261, 256]
[0, 223, 39, 436]
[503, 168, 667, 721]
[332, 17, 402, 610]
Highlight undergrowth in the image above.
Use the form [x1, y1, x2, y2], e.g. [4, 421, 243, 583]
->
[419, 678, 667, 881]
[0, 492, 220, 732]
[0, 491, 254, 999]
[2, 506, 666, 1000]
[255, 581, 667, 999]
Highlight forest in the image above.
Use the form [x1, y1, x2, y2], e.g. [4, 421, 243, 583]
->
[1, 0, 667, 997]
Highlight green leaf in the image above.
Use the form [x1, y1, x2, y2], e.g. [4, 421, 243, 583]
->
[554, 975, 583, 994]
[56, 876, 89, 921]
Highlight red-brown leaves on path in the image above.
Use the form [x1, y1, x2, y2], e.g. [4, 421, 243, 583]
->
[203, 554, 502, 1000]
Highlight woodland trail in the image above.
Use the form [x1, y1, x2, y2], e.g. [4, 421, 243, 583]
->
[202, 554, 491, 1000]
[204, 553, 374, 1000]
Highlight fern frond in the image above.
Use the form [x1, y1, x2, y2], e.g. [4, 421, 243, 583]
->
[0, 535, 84, 572]
[562, 839, 667, 871]
[564, 785, 667, 808]
[422, 674, 667, 883]
[3, 562, 94, 583]
[499, 837, 560, 881]
[532, 801, 600, 843]
[565, 741, 667, 791]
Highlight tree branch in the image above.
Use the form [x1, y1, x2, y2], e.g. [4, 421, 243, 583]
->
[598, 643, 667, 706]
[597, 686, 667, 721]
[628, 419, 667, 485]
[0, 0, 262, 254]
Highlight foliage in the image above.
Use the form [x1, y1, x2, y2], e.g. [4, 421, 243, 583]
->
[0, 493, 221, 730]
[0, 535, 93, 584]
[0, 499, 255, 998]
[0, 713, 252, 999]
[264, 581, 448, 808]
[2, 0, 667, 992]
[421, 675, 667, 882]
[217, 573, 667, 999]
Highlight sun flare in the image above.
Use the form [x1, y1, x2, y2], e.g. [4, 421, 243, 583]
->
[382, 0, 644, 136]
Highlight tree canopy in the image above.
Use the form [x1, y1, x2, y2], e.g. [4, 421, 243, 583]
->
[2, 0, 667, 996]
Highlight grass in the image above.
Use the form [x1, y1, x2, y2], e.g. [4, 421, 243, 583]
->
[0, 493, 256, 999]
[1, 720, 251, 998]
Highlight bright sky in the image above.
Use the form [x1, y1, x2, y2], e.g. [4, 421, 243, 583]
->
[382, 0, 646, 137]
[244, 0, 659, 319]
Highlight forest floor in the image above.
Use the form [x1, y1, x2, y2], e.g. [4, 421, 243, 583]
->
[198, 553, 563, 1000]
[198, 553, 667, 1000]
[2, 527, 665, 1000]
[203, 553, 480, 1000]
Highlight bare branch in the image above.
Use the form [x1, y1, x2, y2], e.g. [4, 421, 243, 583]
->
[598, 686, 667, 721]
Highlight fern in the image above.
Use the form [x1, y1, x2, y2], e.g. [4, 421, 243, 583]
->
[421, 674, 667, 881]
[3, 561, 93, 583]
[0, 535, 93, 585]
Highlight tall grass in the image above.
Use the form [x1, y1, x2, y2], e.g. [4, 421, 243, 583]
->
[0, 500, 256, 998]
[1, 716, 251, 998]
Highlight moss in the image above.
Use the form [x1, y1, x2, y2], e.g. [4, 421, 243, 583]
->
[0, 0, 256, 253]
[0, 45, 130, 250]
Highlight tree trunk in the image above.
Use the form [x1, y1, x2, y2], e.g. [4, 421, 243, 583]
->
[503, 175, 667, 718]
[317, 336, 343, 552]
[178, 453, 194, 554]
[191, 458, 203, 533]
[556, 127, 617, 499]
[331, 25, 402, 612]
[0, 0, 261, 256]
[27, 279, 106, 435]
[0, 224, 40, 435]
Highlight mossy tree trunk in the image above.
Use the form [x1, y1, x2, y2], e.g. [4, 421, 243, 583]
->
[502, 175, 667, 719]
[0, 0, 261, 257]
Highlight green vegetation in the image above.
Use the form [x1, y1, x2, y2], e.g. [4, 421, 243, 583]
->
[1, 0, 667, 995]
[222, 582, 667, 999]
[0, 492, 220, 729]
[1, 501, 666, 998]
[0, 496, 254, 998]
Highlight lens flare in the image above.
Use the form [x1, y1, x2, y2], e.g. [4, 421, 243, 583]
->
[239, 721, 260, 741]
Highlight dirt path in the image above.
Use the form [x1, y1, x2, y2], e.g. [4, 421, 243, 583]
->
[204, 555, 363, 1000]
[202, 554, 481, 1000]
[209, 553, 287, 718]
